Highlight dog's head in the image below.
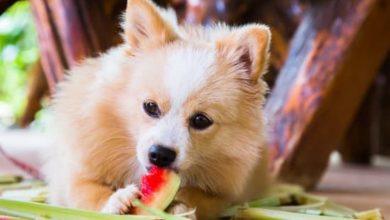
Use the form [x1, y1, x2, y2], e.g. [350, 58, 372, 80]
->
[118, 0, 270, 195]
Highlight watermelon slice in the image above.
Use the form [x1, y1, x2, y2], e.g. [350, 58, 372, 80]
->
[133, 166, 180, 214]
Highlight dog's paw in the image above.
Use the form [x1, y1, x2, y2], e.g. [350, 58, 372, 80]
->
[167, 201, 197, 220]
[101, 184, 140, 214]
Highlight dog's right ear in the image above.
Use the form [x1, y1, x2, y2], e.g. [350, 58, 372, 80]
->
[216, 25, 271, 83]
[123, 0, 177, 50]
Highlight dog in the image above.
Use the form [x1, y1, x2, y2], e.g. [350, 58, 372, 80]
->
[45, 0, 271, 219]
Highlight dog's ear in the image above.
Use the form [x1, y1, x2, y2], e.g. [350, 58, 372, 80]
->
[216, 25, 271, 83]
[123, 0, 177, 50]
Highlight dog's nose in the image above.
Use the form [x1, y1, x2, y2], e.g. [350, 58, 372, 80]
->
[148, 145, 176, 168]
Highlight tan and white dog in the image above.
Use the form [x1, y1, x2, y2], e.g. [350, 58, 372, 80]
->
[45, 0, 271, 219]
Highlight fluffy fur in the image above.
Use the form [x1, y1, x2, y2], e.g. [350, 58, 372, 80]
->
[45, 0, 271, 219]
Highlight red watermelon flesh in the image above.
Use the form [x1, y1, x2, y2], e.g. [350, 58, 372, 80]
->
[134, 166, 181, 214]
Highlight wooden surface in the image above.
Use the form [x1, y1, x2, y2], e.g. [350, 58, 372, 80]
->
[265, 0, 390, 189]
[315, 164, 390, 218]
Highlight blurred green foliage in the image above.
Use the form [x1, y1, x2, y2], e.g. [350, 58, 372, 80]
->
[0, 1, 38, 128]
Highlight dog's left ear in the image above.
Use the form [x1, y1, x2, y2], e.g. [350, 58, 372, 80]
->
[216, 25, 271, 83]
[123, 0, 177, 50]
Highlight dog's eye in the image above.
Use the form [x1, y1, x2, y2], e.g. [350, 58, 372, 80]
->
[143, 101, 161, 118]
[190, 113, 213, 130]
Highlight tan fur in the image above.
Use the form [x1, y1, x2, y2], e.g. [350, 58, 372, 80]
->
[46, 0, 271, 219]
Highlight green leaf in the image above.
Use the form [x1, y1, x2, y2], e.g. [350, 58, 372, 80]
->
[235, 207, 355, 220]
[0, 1, 38, 128]
[133, 199, 189, 220]
[0, 199, 159, 220]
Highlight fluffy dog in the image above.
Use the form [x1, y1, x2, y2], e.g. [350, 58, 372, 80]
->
[45, 0, 271, 219]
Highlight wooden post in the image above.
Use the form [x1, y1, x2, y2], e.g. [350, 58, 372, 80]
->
[378, 57, 390, 157]
[265, 0, 390, 189]
[338, 87, 376, 164]
[30, 0, 68, 91]
[338, 59, 389, 164]
[29, 0, 125, 92]
[20, 59, 48, 127]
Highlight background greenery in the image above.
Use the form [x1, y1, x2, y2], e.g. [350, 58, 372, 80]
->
[0, 1, 39, 129]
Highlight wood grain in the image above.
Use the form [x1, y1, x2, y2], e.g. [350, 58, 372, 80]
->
[29, 0, 125, 91]
[30, 0, 67, 91]
[265, 0, 390, 188]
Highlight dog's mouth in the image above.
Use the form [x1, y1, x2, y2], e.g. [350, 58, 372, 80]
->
[146, 165, 180, 174]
